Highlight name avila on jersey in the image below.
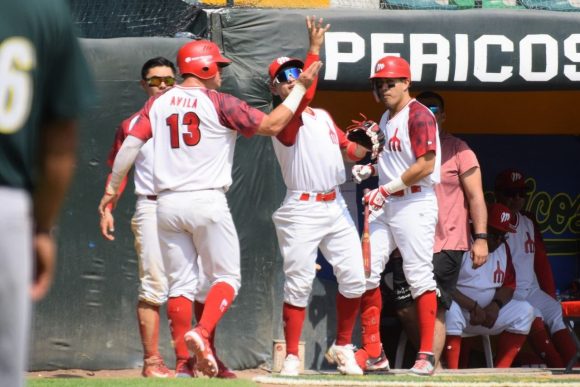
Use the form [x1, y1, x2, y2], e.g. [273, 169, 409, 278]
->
[322, 32, 580, 85]
[170, 96, 198, 109]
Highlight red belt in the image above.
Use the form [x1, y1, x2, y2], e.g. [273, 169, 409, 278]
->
[391, 185, 421, 197]
[146, 195, 158, 201]
[299, 190, 336, 202]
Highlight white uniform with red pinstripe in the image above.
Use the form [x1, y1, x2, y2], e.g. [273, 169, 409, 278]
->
[367, 99, 441, 298]
[508, 212, 566, 334]
[271, 108, 365, 307]
[129, 85, 264, 297]
[446, 244, 534, 336]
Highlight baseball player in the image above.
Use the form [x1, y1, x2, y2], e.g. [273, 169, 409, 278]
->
[495, 169, 577, 367]
[100, 57, 236, 378]
[355, 56, 441, 375]
[268, 18, 370, 376]
[98, 34, 321, 377]
[366, 91, 488, 369]
[0, 1, 94, 386]
[444, 203, 535, 369]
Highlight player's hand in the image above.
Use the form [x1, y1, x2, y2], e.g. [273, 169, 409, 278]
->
[365, 185, 389, 211]
[100, 208, 116, 241]
[469, 303, 486, 326]
[98, 191, 118, 218]
[482, 303, 500, 328]
[470, 238, 489, 269]
[296, 61, 322, 90]
[306, 16, 330, 55]
[31, 231, 56, 301]
[352, 164, 375, 184]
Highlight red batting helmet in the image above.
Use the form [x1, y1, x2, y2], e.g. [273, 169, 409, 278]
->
[177, 40, 231, 79]
[370, 56, 411, 79]
[268, 57, 304, 81]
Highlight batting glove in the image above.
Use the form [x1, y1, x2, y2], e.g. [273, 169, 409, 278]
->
[364, 185, 390, 211]
[352, 163, 375, 184]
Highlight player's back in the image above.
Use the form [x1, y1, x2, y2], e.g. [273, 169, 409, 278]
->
[148, 86, 239, 193]
[0, 0, 93, 191]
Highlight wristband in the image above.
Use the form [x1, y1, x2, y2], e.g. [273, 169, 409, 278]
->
[281, 83, 306, 114]
[384, 176, 408, 195]
[346, 142, 362, 161]
[473, 233, 489, 240]
[492, 298, 505, 309]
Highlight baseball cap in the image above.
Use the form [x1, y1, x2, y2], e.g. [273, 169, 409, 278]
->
[494, 169, 530, 191]
[268, 57, 304, 81]
[487, 203, 517, 233]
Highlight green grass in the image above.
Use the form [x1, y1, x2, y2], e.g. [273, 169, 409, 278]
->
[28, 379, 256, 387]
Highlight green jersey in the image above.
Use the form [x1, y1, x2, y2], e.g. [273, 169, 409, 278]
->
[0, 0, 94, 191]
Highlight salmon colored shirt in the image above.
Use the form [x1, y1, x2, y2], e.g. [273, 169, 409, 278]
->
[434, 133, 480, 253]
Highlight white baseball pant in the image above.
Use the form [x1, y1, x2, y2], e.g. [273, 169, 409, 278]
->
[523, 287, 566, 334]
[131, 196, 169, 305]
[272, 190, 365, 307]
[366, 188, 438, 298]
[446, 299, 535, 336]
[156, 189, 241, 300]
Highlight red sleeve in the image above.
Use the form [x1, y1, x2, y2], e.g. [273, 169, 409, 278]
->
[129, 99, 154, 141]
[205, 90, 265, 138]
[503, 243, 516, 289]
[276, 53, 320, 146]
[527, 213, 557, 298]
[408, 101, 438, 158]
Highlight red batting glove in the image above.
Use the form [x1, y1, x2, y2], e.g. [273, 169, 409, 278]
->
[365, 185, 389, 211]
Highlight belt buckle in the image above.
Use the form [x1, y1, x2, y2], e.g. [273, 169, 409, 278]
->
[316, 189, 336, 202]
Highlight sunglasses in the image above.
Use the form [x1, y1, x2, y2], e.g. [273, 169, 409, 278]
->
[274, 67, 302, 84]
[427, 106, 440, 114]
[146, 76, 176, 87]
[373, 78, 405, 90]
[502, 189, 527, 198]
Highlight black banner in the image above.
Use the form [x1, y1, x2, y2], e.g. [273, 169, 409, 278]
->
[218, 8, 580, 91]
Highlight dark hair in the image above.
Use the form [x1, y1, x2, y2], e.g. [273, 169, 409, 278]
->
[416, 91, 445, 112]
[141, 57, 176, 80]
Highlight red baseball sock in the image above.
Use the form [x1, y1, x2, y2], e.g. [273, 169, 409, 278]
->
[359, 287, 382, 358]
[137, 301, 160, 359]
[283, 303, 306, 356]
[198, 282, 235, 335]
[167, 296, 193, 360]
[459, 336, 475, 368]
[552, 328, 578, 365]
[528, 317, 564, 367]
[195, 300, 219, 353]
[495, 331, 527, 368]
[415, 290, 437, 354]
[444, 335, 461, 369]
[336, 293, 361, 346]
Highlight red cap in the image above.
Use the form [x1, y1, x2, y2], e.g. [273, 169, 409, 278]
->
[488, 203, 517, 233]
[495, 169, 529, 191]
[268, 57, 304, 81]
[370, 56, 411, 80]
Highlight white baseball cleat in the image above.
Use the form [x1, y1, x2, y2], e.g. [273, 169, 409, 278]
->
[325, 343, 364, 375]
[280, 354, 300, 376]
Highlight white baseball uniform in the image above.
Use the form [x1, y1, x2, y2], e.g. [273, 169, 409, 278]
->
[508, 212, 566, 334]
[271, 108, 365, 307]
[108, 113, 174, 303]
[129, 86, 265, 296]
[446, 244, 534, 336]
[367, 99, 441, 298]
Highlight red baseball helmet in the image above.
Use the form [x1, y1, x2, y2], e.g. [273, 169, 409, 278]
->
[177, 40, 231, 79]
[370, 56, 411, 80]
[268, 57, 304, 81]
